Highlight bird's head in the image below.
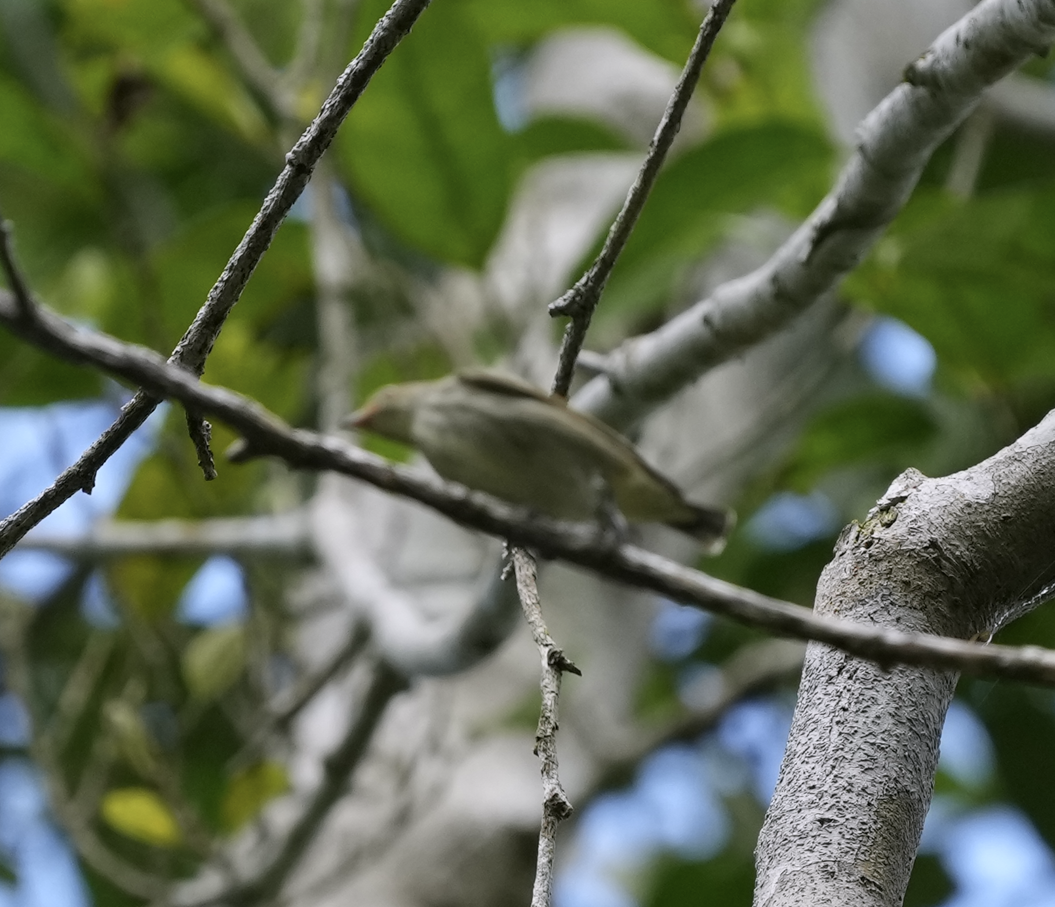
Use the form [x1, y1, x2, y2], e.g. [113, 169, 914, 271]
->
[342, 381, 427, 444]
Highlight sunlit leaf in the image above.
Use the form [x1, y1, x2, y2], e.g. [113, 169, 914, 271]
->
[100, 787, 182, 848]
[221, 761, 289, 832]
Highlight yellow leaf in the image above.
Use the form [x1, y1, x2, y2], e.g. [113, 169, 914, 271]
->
[222, 761, 290, 832]
[101, 787, 181, 847]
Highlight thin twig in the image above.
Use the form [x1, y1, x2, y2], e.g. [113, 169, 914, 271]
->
[5, 288, 1055, 685]
[183, 0, 295, 121]
[548, 0, 739, 397]
[218, 659, 407, 907]
[524, 7, 739, 892]
[509, 547, 578, 907]
[0, 601, 170, 901]
[231, 619, 371, 767]
[186, 408, 218, 481]
[0, 213, 36, 321]
[0, 0, 433, 557]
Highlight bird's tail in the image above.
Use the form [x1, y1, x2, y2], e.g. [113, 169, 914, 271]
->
[666, 504, 735, 554]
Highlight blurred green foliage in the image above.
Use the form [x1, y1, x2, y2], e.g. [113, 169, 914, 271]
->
[0, 0, 1054, 905]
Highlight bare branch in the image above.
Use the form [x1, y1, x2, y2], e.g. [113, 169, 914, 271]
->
[509, 547, 578, 907]
[573, 0, 1055, 429]
[548, 0, 739, 397]
[4, 289, 1055, 685]
[0, 0, 433, 556]
[186, 408, 219, 481]
[0, 212, 36, 321]
[216, 659, 408, 907]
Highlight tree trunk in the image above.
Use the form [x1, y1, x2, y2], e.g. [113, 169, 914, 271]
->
[755, 411, 1055, 905]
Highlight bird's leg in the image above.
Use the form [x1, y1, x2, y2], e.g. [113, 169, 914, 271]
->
[591, 475, 629, 550]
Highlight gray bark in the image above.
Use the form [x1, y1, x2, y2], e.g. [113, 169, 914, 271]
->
[755, 412, 1055, 906]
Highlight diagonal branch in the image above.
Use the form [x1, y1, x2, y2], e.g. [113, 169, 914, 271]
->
[4, 287, 1055, 686]
[572, 0, 1055, 429]
[548, 0, 739, 397]
[0, 0, 433, 558]
[183, 0, 296, 121]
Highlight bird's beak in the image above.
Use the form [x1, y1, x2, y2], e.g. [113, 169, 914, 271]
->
[340, 405, 375, 430]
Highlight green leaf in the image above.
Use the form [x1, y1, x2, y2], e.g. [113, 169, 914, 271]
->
[512, 116, 630, 162]
[0, 76, 91, 187]
[783, 394, 939, 492]
[464, 0, 699, 64]
[100, 787, 182, 848]
[221, 761, 290, 832]
[338, 0, 513, 266]
[847, 187, 1055, 392]
[182, 623, 247, 701]
[599, 122, 831, 317]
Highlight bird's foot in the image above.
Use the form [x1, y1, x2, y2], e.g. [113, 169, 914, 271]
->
[592, 477, 629, 551]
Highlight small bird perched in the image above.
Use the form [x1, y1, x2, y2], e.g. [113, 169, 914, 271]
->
[344, 369, 732, 551]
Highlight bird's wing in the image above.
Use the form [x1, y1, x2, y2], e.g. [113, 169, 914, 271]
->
[456, 368, 557, 405]
[456, 368, 687, 500]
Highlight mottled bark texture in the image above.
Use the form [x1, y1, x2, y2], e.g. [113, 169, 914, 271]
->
[755, 411, 1055, 906]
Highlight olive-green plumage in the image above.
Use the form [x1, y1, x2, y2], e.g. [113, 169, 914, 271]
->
[345, 369, 732, 550]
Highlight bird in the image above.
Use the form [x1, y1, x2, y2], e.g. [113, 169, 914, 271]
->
[343, 368, 732, 551]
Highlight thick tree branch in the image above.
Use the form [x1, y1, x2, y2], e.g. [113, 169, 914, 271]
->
[4, 287, 1055, 687]
[572, 0, 1055, 429]
[755, 435, 1055, 905]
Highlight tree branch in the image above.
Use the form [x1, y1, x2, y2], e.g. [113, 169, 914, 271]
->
[548, 0, 739, 397]
[0, 0, 433, 558]
[17, 512, 312, 559]
[755, 433, 1055, 904]
[572, 0, 1055, 429]
[509, 547, 579, 907]
[4, 287, 1055, 686]
[0, 210, 37, 321]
